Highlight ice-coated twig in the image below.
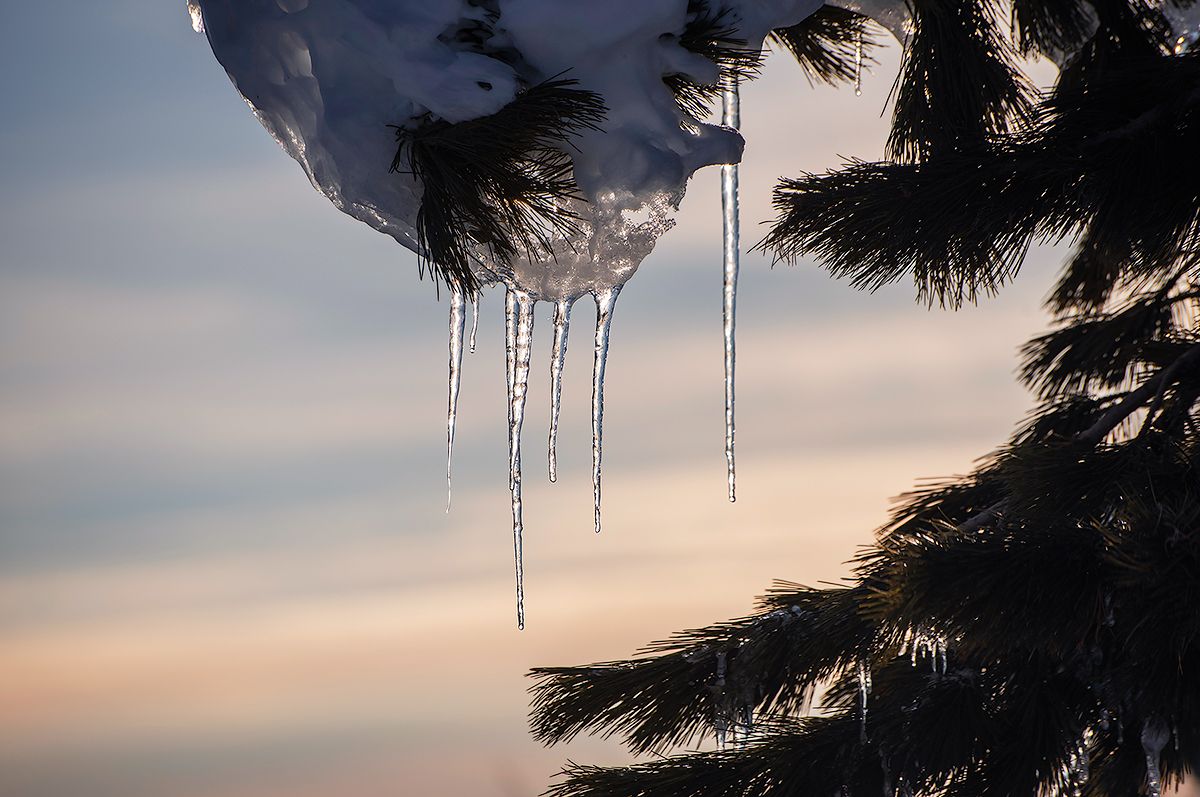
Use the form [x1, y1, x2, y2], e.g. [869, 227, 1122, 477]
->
[591, 286, 622, 534]
[446, 286, 467, 512]
[721, 82, 741, 504]
[548, 299, 573, 483]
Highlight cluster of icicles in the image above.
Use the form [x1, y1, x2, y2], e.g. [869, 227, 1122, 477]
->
[445, 86, 744, 630]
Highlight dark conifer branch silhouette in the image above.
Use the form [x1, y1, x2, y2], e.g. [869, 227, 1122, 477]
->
[531, 2, 1200, 795]
[390, 77, 606, 293]
[769, 7, 881, 86]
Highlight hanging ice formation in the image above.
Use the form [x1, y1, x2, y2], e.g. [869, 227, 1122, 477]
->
[188, 0, 832, 627]
[445, 287, 466, 512]
[1140, 719, 1170, 797]
[856, 659, 872, 741]
[721, 82, 741, 504]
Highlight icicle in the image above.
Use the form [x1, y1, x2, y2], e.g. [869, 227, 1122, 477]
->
[938, 639, 948, 675]
[735, 704, 753, 751]
[1141, 719, 1169, 797]
[854, 28, 864, 96]
[469, 295, 480, 355]
[1070, 736, 1090, 796]
[857, 660, 871, 742]
[720, 81, 740, 504]
[445, 287, 466, 512]
[713, 651, 729, 750]
[591, 286, 621, 534]
[505, 291, 518, 490]
[548, 299, 572, 483]
[505, 288, 536, 630]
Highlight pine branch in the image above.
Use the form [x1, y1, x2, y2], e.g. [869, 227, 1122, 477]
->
[769, 7, 879, 87]
[889, 0, 1033, 161]
[390, 77, 606, 292]
[529, 586, 874, 753]
[665, 0, 764, 118]
[760, 53, 1200, 309]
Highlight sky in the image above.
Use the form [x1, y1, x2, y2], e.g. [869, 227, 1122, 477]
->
[0, 3, 1117, 796]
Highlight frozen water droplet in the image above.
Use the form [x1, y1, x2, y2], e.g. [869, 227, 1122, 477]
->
[590, 286, 621, 534]
[548, 299, 573, 483]
[505, 288, 536, 629]
[720, 83, 740, 504]
[445, 288, 466, 512]
[854, 29, 864, 96]
[469, 295, 480, 355]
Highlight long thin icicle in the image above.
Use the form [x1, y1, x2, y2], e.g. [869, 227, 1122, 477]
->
[445, 287, 466, 512]
[721, 82, 741, 504]
[504, 288, 536, 629]
[591, 286, 622, 535]
[548, 299, 572, 483]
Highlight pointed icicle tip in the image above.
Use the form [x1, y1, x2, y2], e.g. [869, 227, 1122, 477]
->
[469, 294, 480, 355]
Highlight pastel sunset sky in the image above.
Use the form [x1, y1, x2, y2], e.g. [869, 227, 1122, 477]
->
[0, 4, 1115, 795]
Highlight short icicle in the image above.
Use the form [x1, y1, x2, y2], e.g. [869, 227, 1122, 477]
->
[591, 286, 622, 534]
[548, 299, 573, 483]
[445, 287, 467, 512]
[504, 288, 536, 630]
[469, 295, 480, 355]
[1141, 719, 1170, 797]
[854, 28, 864, 96]
[720, 81, 741, 504]
[857, 659, 872, 742]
